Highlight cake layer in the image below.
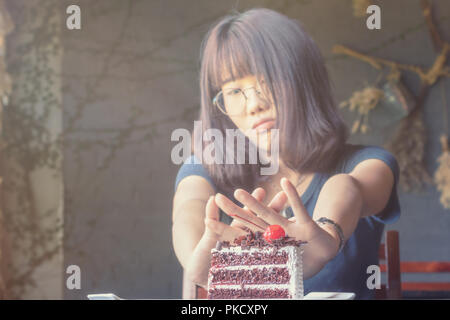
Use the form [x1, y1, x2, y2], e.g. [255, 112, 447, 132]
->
[207, 241, 305, 299]
[209, 266, 290, 285]
[211, 251, 289, 267]
[208, 287, 290, 299]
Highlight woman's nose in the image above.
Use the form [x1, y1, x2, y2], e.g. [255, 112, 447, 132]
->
[246, 90, 269, 115]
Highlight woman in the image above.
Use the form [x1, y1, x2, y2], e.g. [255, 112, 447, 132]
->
[172, 8, 400, 299]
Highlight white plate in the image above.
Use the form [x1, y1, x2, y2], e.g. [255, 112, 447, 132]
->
[87, 293, 123, 300]
[303, 292, 355, 300]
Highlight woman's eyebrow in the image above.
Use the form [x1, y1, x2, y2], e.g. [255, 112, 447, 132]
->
[222, 80, 239, 89]
[222, 81, 240, 90]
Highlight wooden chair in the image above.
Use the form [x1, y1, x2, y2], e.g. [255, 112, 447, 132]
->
[378, 230, 450, 299]
[377, 230, 402, 299]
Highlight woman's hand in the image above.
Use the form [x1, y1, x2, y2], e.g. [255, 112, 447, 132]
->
[229, 187, 266, 232]
[204, 188, 264, 243]
[203, 194, 247, 243]
[228, 187, 289, 232]
[204, 187, 289, 243]
[216, 178, 340, 261]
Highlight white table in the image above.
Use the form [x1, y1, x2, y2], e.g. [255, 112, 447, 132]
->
[87, 292, 356, 300]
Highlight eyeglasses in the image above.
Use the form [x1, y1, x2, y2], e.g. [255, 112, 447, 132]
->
[212, 82, 268, 116]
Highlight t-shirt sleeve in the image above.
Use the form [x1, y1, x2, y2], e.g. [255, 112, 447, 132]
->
[343, 145, 401, 224]
[174, 155, 216, 192]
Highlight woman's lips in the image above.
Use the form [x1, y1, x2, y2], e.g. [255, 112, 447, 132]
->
[254, 120, 275, 133]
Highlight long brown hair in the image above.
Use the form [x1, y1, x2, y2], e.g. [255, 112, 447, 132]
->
[195, 8, 348, 196]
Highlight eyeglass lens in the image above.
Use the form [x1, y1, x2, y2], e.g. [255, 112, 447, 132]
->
[215, 85, 266, 116]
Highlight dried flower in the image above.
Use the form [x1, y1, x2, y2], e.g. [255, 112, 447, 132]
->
[340, 86, 384, 134]
[385, 108, 432, 192]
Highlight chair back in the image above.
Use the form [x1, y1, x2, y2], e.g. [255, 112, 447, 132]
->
[377, 230, 402, 299]
[378, 230, 450, 299]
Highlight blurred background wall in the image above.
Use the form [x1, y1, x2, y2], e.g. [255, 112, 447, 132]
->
[1, 0, 449, 299]
[2, 0, 63, 299]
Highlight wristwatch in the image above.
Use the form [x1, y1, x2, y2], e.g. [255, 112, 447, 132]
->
[315, 217, 345, 253]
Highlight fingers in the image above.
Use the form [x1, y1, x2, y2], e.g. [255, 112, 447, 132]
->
[205, 196, 247, 241]
[205, 216, 225, 235]
[215, 193, 268, 232]
[233, 189, 286, 232]
[231, 215, 260, 233]
[230, 219, 244, 228]
[242, 187, 266, 216]
[231, 187, 266, 231]
[280, 177, 312, 224]
[233, 189, 289, 229]
[221, 226, 248, 243]
[251, 187, 266, 203]
[267, 190, 288, 213]
[205, 196, 219, 221]
[230, 187, 270, 233]
[204, 196, 221, 239]
[206, 217, 247, 241]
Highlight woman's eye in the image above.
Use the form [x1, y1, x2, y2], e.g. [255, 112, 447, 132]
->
[227, 89, 241, 96]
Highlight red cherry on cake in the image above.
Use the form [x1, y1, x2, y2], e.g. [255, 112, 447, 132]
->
[263, 225, 285, 243]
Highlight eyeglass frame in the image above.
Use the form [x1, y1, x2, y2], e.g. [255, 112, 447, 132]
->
[212, 84, 269, 116]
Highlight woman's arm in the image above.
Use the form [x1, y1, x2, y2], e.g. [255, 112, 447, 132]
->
[306, 160, 394, 276]
[172, 176, 215, 287]
[312, 159, 394, 243]
[172, 176, 262, 288]
[305, 173, 364, 277]
[311, 174, 363, 250]
[175, 159, 395, 285]
[218, 164, 393, 279]
[348, 159, 395, 218]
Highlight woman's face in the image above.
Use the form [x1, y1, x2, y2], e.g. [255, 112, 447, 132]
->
[220, 75, 277, 151]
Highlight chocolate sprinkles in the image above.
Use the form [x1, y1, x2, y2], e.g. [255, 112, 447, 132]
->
[218, 231, 306, 250]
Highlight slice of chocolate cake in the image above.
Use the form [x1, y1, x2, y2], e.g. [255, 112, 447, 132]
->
[207, 229, 305, 299]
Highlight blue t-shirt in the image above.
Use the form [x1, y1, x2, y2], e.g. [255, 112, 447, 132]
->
[174, 144, 401, 299]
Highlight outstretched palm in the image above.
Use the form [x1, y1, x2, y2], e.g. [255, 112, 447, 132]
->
[204, 185, 289, 243]
[207, 178, 328, 246]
